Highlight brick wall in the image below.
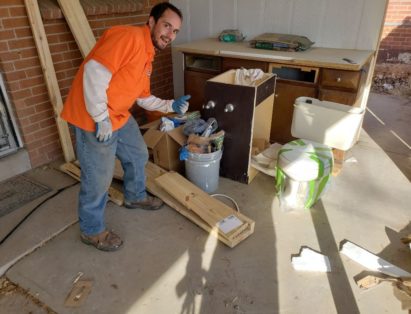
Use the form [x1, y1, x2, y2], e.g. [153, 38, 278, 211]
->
[0, 0, 175, 168]
[378, 0, 411, 63]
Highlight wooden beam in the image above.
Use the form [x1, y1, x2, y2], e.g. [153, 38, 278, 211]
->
[144, 162, 254, 248]
[57, 0, 96, 57]
[24, 0, 75, 162]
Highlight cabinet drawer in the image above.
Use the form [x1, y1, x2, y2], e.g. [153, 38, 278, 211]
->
[321, 69, 360, 90]
[222, 57, 268, 72]
[318, 88, 357, 106]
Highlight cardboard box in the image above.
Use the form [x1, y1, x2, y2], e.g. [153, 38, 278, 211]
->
[140, 119, 186, 172]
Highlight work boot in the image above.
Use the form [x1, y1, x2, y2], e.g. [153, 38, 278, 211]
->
[124, 195, 163, 210]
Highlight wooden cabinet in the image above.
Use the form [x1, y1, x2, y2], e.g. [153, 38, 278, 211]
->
[182, 52, 369, 147]
[202, 70, 275, 183]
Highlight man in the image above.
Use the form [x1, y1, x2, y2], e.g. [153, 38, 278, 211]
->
[61, 2, 189, 251]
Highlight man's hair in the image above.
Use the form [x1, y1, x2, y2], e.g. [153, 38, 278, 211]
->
[149, 2, 183, 23]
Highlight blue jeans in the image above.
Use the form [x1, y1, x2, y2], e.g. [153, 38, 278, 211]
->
[74, 116, 148, 236]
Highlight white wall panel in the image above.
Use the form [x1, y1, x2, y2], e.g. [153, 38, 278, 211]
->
[320, 0, 364, 48]
[355, 0, 387, 49]
[237, 0, 265, 39]
[189, 0, 211, 41]
[210, 0, 237, 37]
[263, 0, 294, 34]
[290, 0, 326, 45]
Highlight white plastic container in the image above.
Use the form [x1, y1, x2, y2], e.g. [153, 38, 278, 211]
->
[292, 97, 365, 150]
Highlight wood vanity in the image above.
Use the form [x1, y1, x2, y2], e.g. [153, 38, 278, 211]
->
[174, 38, 375, 180]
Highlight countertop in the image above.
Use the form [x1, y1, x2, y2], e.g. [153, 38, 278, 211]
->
[174, 38, 375, 70]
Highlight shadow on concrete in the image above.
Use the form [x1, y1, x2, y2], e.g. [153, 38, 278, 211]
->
[363, 92, 411, 181]
[310, 200, 361, 314]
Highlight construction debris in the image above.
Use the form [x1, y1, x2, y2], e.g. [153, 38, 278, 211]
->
[291, 247, 331, 272]
[64, 275, 93, 308]
[340, 240, 411, 278]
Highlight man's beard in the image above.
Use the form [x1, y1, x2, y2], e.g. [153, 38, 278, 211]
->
[151, 34, 168, 51]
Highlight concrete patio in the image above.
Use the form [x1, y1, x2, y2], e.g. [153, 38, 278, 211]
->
[0, 92, 410, 314]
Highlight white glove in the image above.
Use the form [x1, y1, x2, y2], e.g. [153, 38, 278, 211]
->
[95, 117, 112, 142]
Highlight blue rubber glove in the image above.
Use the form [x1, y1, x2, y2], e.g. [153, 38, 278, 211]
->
[95, 117, 113, 142]
[172, 95, 191, 115]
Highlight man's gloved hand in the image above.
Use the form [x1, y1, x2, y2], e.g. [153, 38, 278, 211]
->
[172, 95, 191, 115]
[95, 117, 113, 142]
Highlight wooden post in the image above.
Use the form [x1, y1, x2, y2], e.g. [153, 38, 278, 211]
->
[57, 0, 96, 58]
[24, 0, 75, 162]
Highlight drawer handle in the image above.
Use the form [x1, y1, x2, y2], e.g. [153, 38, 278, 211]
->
[224, 103, 234, 113]
[203, 100, 215, 109]
[336, 77, 342, 83]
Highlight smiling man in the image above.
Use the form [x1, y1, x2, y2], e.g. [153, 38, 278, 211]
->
[61, 2, 190, 252]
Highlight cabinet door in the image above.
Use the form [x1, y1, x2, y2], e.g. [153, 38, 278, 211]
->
[184, 70, 215, 112]
[270, 81, 317, 144]
[203, 82, 256, 183]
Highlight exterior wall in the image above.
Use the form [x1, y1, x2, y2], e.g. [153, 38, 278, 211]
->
[378, 0, 411, 63]
[0, 0, 175, 168]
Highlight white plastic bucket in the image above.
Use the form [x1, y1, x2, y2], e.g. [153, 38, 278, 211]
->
[185, 150, 222, 193]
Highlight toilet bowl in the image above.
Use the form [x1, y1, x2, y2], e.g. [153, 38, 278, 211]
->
[276, 97, 364, 210]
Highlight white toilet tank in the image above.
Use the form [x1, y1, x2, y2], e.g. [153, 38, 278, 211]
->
[291, 97, 365, 150]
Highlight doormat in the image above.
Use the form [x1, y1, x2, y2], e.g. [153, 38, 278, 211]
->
[0, 175, 51, 218]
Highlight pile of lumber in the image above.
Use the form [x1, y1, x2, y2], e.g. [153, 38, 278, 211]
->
[61, 161, 255, 248]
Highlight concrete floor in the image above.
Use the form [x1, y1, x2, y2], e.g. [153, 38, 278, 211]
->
[0, 93, 410, 314]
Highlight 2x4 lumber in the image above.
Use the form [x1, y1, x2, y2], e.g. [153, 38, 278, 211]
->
[24, 0, 75, 162]
[57, 0, 96, 57]
[154, 171, 254, 240]
[144, 162, 254, 248]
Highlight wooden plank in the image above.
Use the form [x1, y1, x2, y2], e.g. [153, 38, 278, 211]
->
[24, 0, 75, 162]
[155, 171, 254, 240]
[60, 162, 124, 206]
[57, 0, 96, 57]
[145, 162, 254, 248]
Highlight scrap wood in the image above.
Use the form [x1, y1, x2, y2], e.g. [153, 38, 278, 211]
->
[24, 0, 75, 162]
[57, 0, 96, 58]
[145, 162, 254, 248]
[64, 277, 93, 307]
[356, 274, 411, 297]
[340, 240, 411, 278]
[72, 159, 254, 247]
[59, 162, 124, 206]
[154, 171, 255, 242]
[356, 274, 411, 289]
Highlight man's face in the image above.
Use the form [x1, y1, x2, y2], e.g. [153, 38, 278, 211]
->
[149, 9, 182, 51]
